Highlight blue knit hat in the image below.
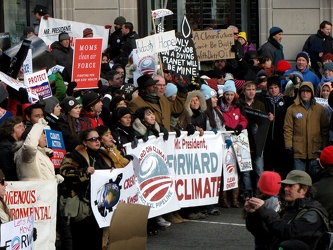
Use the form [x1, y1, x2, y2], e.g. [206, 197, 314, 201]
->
[223, 80, 237, 94]
[269, 26, 283, 37]
[324, 62, 333, 71]
[296, 52, 309, 64]
[200, 84, 217, 100]
[165, 83, 177, 98]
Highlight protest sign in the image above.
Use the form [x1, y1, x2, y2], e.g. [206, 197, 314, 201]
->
[315, 97, 333, 120]
[23, 49, 33, 75]
[45, 130, 66, 169]
[230, 130, 253, 172]
[71, 38, 103, 89]
[170, 131, 223, 207]
[5, 180, 57, 250]
[160, 16, 199, 83]
[24, 69, 52, 101]
[136, 30, 176, 58]
[0, 71, 26, 90]
[132, 49, 158, 87]
[223, 146, 238, 191]
[90, 165, 139, 228]
[0, 32, 11, 51]
[0, 214, 34, 250]
[152, 9, 174, 19]
[38, 17, 109, 50]
[244, 108, 271, 157]
[192, 29, 235, 61]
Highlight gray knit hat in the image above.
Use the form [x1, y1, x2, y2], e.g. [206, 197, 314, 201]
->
[44, 96, 59, 114]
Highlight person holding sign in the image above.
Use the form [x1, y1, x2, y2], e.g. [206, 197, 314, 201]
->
[220, 80, 248, 207]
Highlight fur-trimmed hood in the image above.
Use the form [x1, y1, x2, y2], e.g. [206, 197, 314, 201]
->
[132, 118, 160, 136]
[184, 90, 207, 117]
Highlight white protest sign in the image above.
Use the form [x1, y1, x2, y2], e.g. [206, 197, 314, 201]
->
[39, 17, 109, 50]
[152, 9, 174, 19]
[23, 49, 33, 75]
[0, 214, 34, 250]
[24, 69, 52, 101]
[230, 130, 253, 172]
[223, 146, 239, 191]
[136, 30, 176, 58]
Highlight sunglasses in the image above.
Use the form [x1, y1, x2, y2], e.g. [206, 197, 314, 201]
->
[233, 32, 239, 35]
[0, 178, 5, 186]
[85, 137, 101, 142]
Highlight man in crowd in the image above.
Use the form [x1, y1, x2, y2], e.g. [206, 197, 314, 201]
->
[245, 170, 329, 249]
[303, 20, 333, 77]
[107, 16, 126, 61]
[284, 82, 329, 176]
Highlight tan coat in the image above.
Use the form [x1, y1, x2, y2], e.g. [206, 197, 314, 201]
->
[284, 82, 329, 159]
[128, 92, 186, 131]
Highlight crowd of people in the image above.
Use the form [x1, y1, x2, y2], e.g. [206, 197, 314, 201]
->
[0, 6, 333, 249]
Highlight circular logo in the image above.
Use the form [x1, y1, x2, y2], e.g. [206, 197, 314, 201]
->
[68, 100, 74, 106]
[279, 101, 284, 106]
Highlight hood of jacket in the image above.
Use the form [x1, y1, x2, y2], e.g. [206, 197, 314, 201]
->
[295, 81, 315, 106]
[184, 90, 207, 117]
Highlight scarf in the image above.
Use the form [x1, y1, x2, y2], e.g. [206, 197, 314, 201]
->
[321, 75, 333, 83]
[220, 102, 233, 112]
[140, 92, 160, 104]
[267, 93, 283, 106]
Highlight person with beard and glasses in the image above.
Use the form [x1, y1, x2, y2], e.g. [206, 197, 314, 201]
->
[106, 16, 126, 62]
[303, 20, 333, 77]
[128, 74, 186, 131]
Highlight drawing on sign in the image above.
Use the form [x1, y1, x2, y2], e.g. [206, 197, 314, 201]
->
[160, 16, 199, 83]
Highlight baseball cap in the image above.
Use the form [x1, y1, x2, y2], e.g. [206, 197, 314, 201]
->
[280, 170, 312, 186]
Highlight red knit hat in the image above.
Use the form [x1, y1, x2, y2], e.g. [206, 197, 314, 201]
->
[205, 79, 218, 91]
[320, 146, 333, 168]
[258, 171, 281, 196]
[322, 53, 333, 63]
[275, 60, 292, 74]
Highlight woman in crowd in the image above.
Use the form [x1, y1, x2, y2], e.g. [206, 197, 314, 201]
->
[219, 80, 248, 208]
[54, 96, 82, 152]
[66, 129, 114, 250]
[44, 96, 62, 129]
[14, 118, 64, 183]
[0, 116, 25, 181]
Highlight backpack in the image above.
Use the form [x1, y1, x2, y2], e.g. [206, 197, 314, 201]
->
[295, 207, 333, 250]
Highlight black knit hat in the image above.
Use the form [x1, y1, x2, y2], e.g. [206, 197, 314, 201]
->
[267, 75, 281, 88]
[137, 74, 158, 90]
[82, 92, 100, 111]
[115, 107, 131, 120]
[32, 5, 48, 15]
[61, 97, 80, 114]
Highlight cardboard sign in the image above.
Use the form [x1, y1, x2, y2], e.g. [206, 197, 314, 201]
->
[0, 214, 34, 250]
[136, 30, 176, 58]
[192, 29, 235, 61]
[24, 69, 52, 101]
[71, 38, 103, 89]
[108, 202, 149, 250]
[160, 16, 199, 83]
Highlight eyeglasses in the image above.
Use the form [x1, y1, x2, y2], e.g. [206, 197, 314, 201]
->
[0, 178, 5, 186]
[85, 137, 101, 142]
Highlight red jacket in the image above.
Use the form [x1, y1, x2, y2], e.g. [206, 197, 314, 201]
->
[80, 109, 104, 130]
[221, 105, 248, 130]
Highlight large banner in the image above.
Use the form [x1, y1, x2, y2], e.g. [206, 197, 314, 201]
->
[38, 18, 109, 50]
[192, 29, 235, 61]
[0, 214, 34, 249]
[71, 38, 103, 89]
[4, 180, 58, 250]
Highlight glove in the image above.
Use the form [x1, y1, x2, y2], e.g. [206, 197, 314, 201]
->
[175, 128, 181, 138]
[176, 80, 188, 94]
[131, 137, 138, 149]
[231, 44, 238, 53]
[7, 85, 18, 99]
[289, 74, 299, 85]
[150, 127, 160, 138]
[225, 126, 233, 131]
[124, 155, 134, 161]
[33, 227, 37, 241]
[38, 118, 48, 125]
[211, 129, 218, 134]
[286, 147, 293, 158]
[142, 135, 149, 142]
[43, 14, 49, 20]
[98, 80, 103, 89]
[18, 87, 29, 104]
[66, 81, 77, 96]
[38, 95, 46, 107]
[56, 174, 64, 184]
[186, 124, 196, 136]
[104, 24, 112, 29]
[234, 125, 242, 135]
[225, 139, 232, 149]
[163, 130, 169, 141]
